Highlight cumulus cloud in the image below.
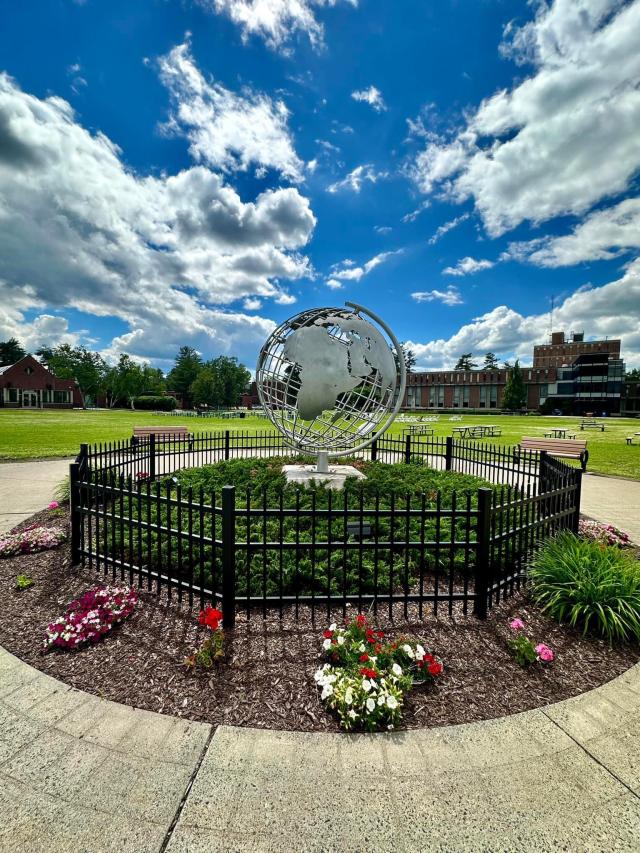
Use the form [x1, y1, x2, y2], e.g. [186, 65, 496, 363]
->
[411, 287, 463, 306]
[200, 0, 358, 52]
[443, 257, 494, 277]
[328, 250, 401, 284]
[327, 164, 387, 193]
[427, 212, 470, 245]
[351, 85, 386, 112]
[506, 198, 640, 267]
[159, 40, 304, 181]
[405, 259, 640, 369]
[410, 0, 640, 237]
[0, 73, 316, 363]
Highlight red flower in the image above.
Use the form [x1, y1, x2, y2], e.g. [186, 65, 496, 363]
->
[359, 667, 378, 679]
[365, 629, 376, 644]
[359, 653, 369, 662]
[374, 643, 382, 655]
[376, 630, 384, 639]
[428, 662, 443, 676]
[199, 606, 223, 630]
[355, 614, 366, 627]
[416, 660, 424, 669]
[323, 629, 333, 639]
[424, 654, 434, 664]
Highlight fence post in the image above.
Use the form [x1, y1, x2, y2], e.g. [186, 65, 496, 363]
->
[221, 485, 236, 629]
[571, 467, 583, 534]
[445, 436, 453, 471]
[370, 439, 377, 462]
[69, 461, 81, 566]
[473, 488, 493, 619]
[224, 430, 230, 461]
[404, 434, 412, 464]
[149, 433, 156, 481]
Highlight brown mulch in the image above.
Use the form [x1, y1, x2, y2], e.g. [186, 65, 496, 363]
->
[1, 507, 639, 733]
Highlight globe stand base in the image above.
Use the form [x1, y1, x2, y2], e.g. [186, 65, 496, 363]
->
[316, 452, 329, 474]
[282, 462, 366, 491]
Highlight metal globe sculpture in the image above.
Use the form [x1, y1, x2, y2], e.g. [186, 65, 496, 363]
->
[256, 302, 406, 472]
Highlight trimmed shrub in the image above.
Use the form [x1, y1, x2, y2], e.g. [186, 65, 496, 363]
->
[529, 532, 640, 643]
[133, 395, 177, 411]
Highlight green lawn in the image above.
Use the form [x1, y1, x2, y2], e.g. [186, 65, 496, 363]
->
[0, 408, 639, 480]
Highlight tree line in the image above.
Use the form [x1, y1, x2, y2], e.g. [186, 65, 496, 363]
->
[0, 337, 251, 410]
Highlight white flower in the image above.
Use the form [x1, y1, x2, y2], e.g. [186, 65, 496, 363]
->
[402, 644, 414, 659]
[344, 687, 353, 705]
[329, 623, 337, 631]
[337, 635, 345, 646]
[322, 638, 332, 650]
[392, 663, 403, 677]
[358, 644, 366, 653]
[415, 645, 425, 661]
[348, 709, 357, 720]
[362, 679, 372, 693]
[366, 697, 376, 713]
[314, 669, 325, 683]
[377, 695, 385, 706]
[386, 695, 398, 710]
[369, 656, 377, 664]
[321, 684, 334, 699]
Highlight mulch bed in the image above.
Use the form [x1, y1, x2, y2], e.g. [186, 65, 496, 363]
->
[1, 507, 639, 733]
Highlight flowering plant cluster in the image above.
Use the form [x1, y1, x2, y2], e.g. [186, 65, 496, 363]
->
[185, 605, 225, 669]
[43, 585, 138, 651]
[506, 618, 554, 667]
[0, 525, 67, 559]
[578, 520, 630, 548]
[314, 614, 443, 731]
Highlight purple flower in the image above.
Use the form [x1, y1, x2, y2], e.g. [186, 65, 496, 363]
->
[535, 643, 554, 663]
[509, 618, 525, 631]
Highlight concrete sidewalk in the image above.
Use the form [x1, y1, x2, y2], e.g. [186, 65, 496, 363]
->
[1, 644, 640, 852]
[581, 473, 640, 543]
[0, 458, 73, 533]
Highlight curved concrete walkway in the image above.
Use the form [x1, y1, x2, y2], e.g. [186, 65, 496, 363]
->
[1, 644, 640, 852]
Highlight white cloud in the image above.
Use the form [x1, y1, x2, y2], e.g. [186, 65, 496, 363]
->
[328, 250, 401, 283]
[327, 164, 387, 193]
[243, 297, 263, 310]
[0, 73, 316, 364]
[202, 0, 358, 52]
[428, 212, 470, 245]
[411, 287, 463, 306]
[443, 257, 494, 276]
[507, 198, 640, 267]
[402, 200, 430, 224]
[158, 41, 304, 181]
[326, 278, 343, 289]
[406, 258, 640, 370]
[410, 0, 640, 237]
[351, 85, 386, 112]
[374, 225, 392, 234]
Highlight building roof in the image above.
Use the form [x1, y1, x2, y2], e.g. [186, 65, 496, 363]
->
[0, 364, 13, 375]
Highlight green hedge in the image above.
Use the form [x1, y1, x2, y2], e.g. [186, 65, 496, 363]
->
[133, 395, 177, 411]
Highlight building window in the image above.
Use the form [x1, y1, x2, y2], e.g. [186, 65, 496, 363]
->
[54, 390, 71, 404]
[24, 366, 34, 375]
[8, 388, 18, 403]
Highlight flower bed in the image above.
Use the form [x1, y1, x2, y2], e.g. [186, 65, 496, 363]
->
[314, 614, 443, 731]
[0, 525, 67, 559]
[43, 585, 138, 651]
[578, 519, 630, 548]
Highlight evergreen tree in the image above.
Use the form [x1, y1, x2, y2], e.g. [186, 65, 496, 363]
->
[454, 353, 477, 370]
[483, 352, 499, 370]
[399, 343, 417, 373]
[167, 346, 203, 408]
[190, 366, 223, 408]
[0, 337, 26, 366]
[502, 360, 527, 410]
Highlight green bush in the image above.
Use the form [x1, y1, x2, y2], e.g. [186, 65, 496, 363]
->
[99, 458, 496, 600]
[529, 532, 640, 643]
[133, 395, 177, 411]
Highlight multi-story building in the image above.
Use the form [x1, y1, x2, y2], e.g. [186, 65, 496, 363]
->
[404, 331, 626, 415]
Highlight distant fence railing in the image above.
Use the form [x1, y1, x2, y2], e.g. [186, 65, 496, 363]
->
[70, 432, 582, 627]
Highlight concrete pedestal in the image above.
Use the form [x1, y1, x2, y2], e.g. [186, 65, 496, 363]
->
[282, 464, 366, 490]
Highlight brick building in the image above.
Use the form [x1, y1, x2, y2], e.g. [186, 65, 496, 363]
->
[0, 354, 81, 409]
[404, 331, 626, 415]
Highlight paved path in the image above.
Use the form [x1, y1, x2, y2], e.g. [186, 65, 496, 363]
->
[1, 645, 639, 852]
[581, 473, 640, 543]
[0, 459, 73, 533]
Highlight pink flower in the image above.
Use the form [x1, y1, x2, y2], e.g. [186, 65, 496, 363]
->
[48, 501, 59, 510]
[535, 643, 554, 662]
[509, 618, 525, 631]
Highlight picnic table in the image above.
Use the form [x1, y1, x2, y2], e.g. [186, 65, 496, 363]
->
[625, 433, 640, 445]
[544, 427, 576, 439]
[580, 419, 605, 431]
[452, 425, 502, 439]
[402, 425, 434, 437]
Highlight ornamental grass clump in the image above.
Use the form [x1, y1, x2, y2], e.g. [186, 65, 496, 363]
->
[529, 532, 640, 643]
[43, 585, 138, 651]
[0, 525, 67, 558]
[314, 614, 443, 731]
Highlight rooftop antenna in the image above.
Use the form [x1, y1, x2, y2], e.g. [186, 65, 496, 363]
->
[548, 295, 555, 341]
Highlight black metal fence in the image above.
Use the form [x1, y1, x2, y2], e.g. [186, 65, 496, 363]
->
[69, 431, 582, 627]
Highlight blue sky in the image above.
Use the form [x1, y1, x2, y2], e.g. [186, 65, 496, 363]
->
[1, 0, 639, 370]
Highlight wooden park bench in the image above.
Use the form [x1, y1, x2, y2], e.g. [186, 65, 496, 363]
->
[517, 437, 589, 471]
[132, 426, 194, 450]
[403, 425, 434, 437]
